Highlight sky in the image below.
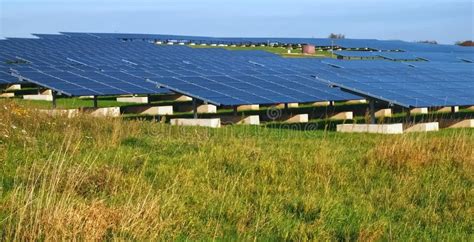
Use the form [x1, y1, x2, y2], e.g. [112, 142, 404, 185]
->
[0, 0, 473, 44]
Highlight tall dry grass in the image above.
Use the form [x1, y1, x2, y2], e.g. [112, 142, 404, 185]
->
[0, 99, 473, 240]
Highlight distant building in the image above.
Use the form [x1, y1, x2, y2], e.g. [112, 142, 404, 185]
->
[302, 44, 316, 54]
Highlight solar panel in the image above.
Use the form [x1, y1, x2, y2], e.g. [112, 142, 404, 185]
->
[315, 61, 474, 107]
[4, 32, 472, 108]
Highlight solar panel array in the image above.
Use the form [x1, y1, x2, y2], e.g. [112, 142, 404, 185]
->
[0, 37, 170, 95]
[0, 35, 358, 104]
[1, 32, 473, 108]
[64, 32, 474, 53]
[316, 60, 474, 107]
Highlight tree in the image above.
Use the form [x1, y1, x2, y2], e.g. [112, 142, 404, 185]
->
[455, 40, 474, 46]
[328, 33, 345, 39]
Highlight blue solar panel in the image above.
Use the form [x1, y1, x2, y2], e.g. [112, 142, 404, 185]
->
[4, 32, 472, 108]
[334, 51, 378, 58]
[315, 61, 474, 107]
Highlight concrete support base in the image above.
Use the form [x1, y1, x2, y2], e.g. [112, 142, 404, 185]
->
[330, 112, 353, 120]
[375, 109, 392, 118]
[410, 108, 428, 114]
[337, 124, 403, 134]
[197, 104, 217, 114]
[0, 93, 15, 98]
[40, 89, 53, 95]
[78, 96, 94, 99]
[121, 105, 173, 115]
[39, 109, 79, 118]
[23, 94, 53, 101]
[165, 94, 193, 102]
[276, 103, 299, 108]
[436, 106, 459, 113]
[284, 114, 309, 123]
[448, 119, 474, 129]
[6, 84, 21, 91]
[82, 107, 121, 117]
[237, 104, 260, 111]
[170, 118, 221, 128]
[221, 115, 260, 125]
[345, 99, 367, 104]
[404, 122, 439, 133]
[116, 96, 149, 104]
[312, 101, 330, 106]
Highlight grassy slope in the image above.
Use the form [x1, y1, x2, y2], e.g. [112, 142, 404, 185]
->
[0, 100, 473, 240]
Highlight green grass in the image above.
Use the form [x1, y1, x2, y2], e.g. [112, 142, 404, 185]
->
[0, 100, 473, 240]
[190, 45, 334, 58]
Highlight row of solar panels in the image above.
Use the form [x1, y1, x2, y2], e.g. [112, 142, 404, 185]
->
[49, 32, 474, 53]
[1, 34, 473, 108]
[334, 50, 474, 63]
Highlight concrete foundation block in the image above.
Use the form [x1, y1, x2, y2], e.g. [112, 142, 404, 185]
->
[163, 94, 193, 102]
[170, 118, 221, 128]
[237, 104, 260, 111]
[221, 115, 260, 125]
[375, 109, 392, 118]
[40, 89, 53, 95]
[437, 106, 459, 113]
[78, 96, 94, 99]
[330, 112, 353, 120]
[6, 84, 21, 91]
[39, 109, 79, 118]
[410, 108, 428, 114]
[345, 99, 367, 104]
[82, 107, 121, 117]
[312, 101, 330, 106]
[448, 119, 474, 129]
[337, 123, 403, 134]
[276, 103, 299, 108]
[404, 122, 439, 133]
[0, 93, 15, 98]
[197, 104, 217, 114]
[116, 96, 149, 104]
[23, 94, 53, 101]
[284, 114, 309, 123]
[122, 105, 173, 115]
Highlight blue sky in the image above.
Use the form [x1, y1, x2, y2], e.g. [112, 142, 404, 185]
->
[1, 0, 472, 44]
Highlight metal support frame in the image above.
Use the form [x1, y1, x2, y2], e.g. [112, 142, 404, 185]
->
[405, 108, 412, 124]
[51, 91, 57, 109]
[192, 98, 198, 119]
[93, 96, 98, 108]
[451, 106, 456, 114]
[369, 99, 376, 124]
[233, 106, 238, 116]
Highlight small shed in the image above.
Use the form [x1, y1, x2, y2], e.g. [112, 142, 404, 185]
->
[302, 44, 316, 54]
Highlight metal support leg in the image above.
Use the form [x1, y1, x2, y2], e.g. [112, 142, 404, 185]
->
[406, 108, 412, 123]
[52, 91, 57, 109]
[93, 96, 98, 108]
[233, 106, 238, 116]
[451, 106, 456, 114]
[192, 98, 198, 119]
[369, 99, 376, 124]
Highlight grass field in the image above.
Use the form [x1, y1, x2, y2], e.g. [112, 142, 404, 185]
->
[190, 45, 334, 58]
[0, 99, 473, 240]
